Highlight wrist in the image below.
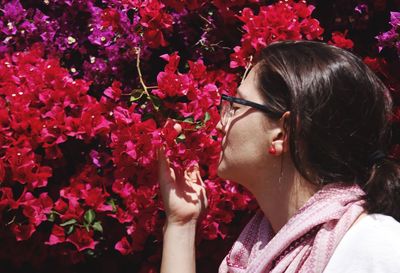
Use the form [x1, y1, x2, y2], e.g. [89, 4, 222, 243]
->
[161, 219, 197, 273]
[163, 219, 197, 234]
[166, 216, 199, 226]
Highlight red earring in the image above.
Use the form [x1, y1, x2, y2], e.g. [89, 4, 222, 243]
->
[268, 146, 276, 155]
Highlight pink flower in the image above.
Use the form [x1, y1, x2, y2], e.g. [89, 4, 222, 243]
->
[115, 236, 133, 255]
[103, 81, 123, 101]
[160, 51, 180, 73]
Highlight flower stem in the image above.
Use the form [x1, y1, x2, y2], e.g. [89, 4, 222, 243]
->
[135, 47, 159, 110]
[241, 55, 253, 84]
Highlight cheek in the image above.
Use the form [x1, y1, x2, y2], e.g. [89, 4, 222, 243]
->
[220, 118, 268, 168]
[234, 116, 269, 153]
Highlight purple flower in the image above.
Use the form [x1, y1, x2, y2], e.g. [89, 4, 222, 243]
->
[19, 20, 37, 34]
[389, 12, 400, 28]
[34, 11, 58, 44]
[376, 11, 400, 56]
[88, 26, 115, 47]
[3, 0, 27, 22]
[83, 58, 111, 86]
[377, 29, 397, 44]
[1, 20, 17, 35]
[354, 4, 368, 15]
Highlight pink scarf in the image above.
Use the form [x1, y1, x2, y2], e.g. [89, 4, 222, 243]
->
[219, 183, 365, 273]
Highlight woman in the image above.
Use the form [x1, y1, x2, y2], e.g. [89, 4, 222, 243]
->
[158, 41, 400, 273]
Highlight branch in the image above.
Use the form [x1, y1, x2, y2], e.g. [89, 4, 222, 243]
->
[135, 47, 159, 110]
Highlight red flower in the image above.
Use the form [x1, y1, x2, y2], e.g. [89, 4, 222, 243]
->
[81, 186, 113, 212]
[160, 52, 180, 73]
[103, 81, 123, 102]
[155, 72, 190, 98]
[329, 31, 354, 49]
[110, 206, 134, 223]
[101, 8, 122, 32]
[112, 179, 135, 199]
[139, 0, 173, 48]
[80, 104, 112, 138]
[46, 225, 66, 245]
[0, 159, 5, 181]
[143, 29, 169, 48]
[300, 18, 324, 40]
[21, 192, 53, 226]
[231, 1, 323, 68]
[66, 228, 98, 252]
[58, 199, 85, 222]
[10, 222, 36, 241]
[294, 1, 315, 18]
[54, 198, 68, 214]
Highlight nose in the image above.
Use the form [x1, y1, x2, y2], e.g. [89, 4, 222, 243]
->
[216, 118, 223, 132]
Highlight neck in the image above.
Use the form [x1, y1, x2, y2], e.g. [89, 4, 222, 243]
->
[247, 167, 319, 233]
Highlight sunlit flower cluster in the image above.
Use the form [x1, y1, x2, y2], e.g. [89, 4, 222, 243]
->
[0, 0, 399, 272]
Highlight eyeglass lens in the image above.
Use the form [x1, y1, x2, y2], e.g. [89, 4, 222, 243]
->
[220, 100, 232, 126]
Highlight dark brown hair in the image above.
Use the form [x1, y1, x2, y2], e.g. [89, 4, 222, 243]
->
[255, 40, 400, 220]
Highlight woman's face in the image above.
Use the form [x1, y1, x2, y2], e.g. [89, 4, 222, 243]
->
[217, 67, 280, 184]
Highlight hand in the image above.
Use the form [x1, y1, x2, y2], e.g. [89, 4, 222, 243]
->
[158, 147, 208, 226]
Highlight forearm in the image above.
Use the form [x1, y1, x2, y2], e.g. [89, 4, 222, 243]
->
[161, 221, 197, 273]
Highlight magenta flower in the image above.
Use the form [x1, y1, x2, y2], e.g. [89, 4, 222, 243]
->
[376, 12, 400, 57]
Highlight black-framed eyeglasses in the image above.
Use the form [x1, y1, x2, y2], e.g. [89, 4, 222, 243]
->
[220, 94, 282, 126]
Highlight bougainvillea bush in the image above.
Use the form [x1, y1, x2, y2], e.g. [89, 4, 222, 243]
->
[0, 0, 399, 272]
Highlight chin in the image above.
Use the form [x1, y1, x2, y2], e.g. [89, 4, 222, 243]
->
[217, 152, 241, 181]
[216, 161, 229, 180]
[217, 161, 238, 182]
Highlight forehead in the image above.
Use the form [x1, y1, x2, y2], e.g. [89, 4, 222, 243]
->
[237, 67, 261, 100]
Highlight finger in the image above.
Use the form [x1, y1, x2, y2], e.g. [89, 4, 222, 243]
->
[157, 146, 175, 183]
[157, 146, 169, 171]
[184, 169, 197, 185]
[195, 170, 206, 188]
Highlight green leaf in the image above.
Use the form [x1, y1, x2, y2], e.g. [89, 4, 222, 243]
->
[86, 249, 95, 256]
[176, 133, 186, 143]
[183, 117, 195, 123]
[66, 225, 75, 235]
[150, 95, 161, 111]
[47, 212, 56, 222]
[129, 89, 144, 102]
[60, 218, 77, 227]
[107, 198, 117, 212]
[84, 209, 96, 225]
[204, 112, 211, 123]
[130, 94, 142, 102]
[92, 221, 103, 233]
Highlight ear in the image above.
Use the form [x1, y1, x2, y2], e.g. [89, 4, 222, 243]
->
[271, 111, 290, 156]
